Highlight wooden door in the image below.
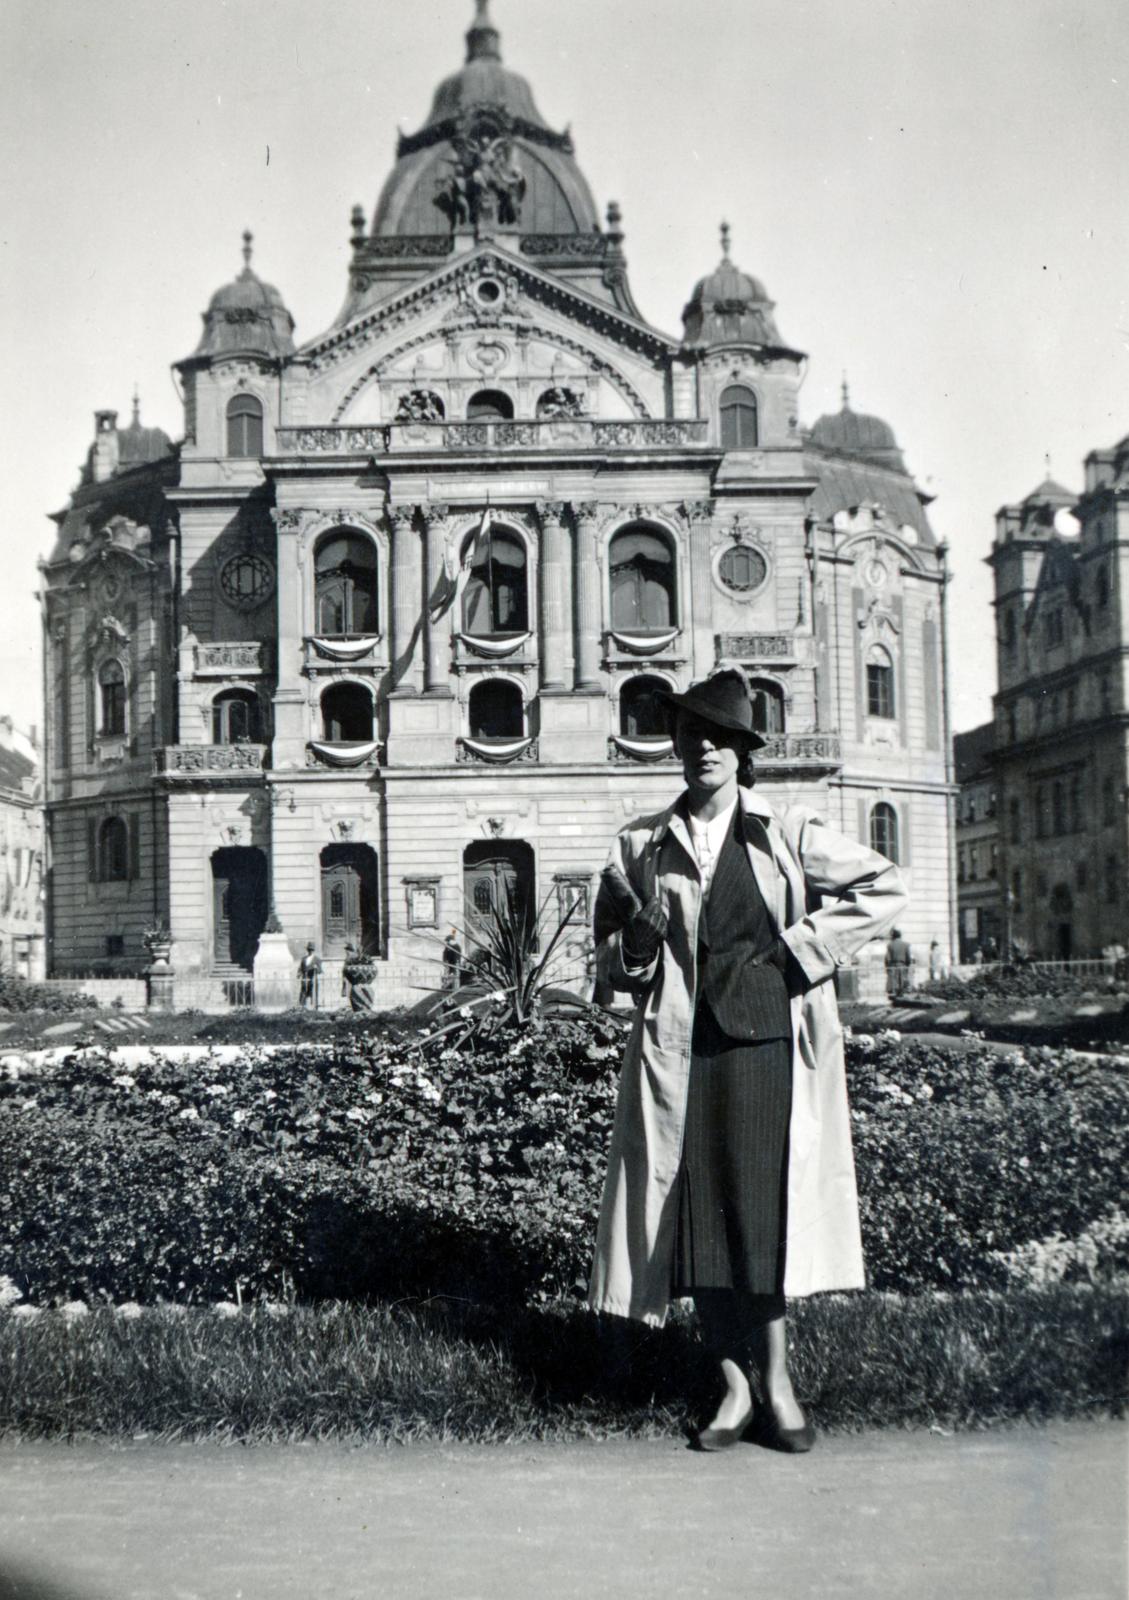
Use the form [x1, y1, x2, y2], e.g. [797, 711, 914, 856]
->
[463, 842, 534, 946]
[322, 858, 362, 954]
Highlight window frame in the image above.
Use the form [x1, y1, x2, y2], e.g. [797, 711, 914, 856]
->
[869, 801, 900, 864]
[618, 674, 671, 739]
[608, 523, 677, 633]
[719, 384, 759, 450]
[866, 644, 896, 720]
[97, 816, 130, 883]
[211, 688, 261, 746]
[461, 524, 529, 637]
[468, 677, 525, 740]
[226, 393, 264, 459]
[97, 659, 127, 738]
[314, 530, 379, 638]
[319, 681, 375, 743]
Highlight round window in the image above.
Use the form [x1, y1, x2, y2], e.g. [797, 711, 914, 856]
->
[717, 544, 768, 595]
[219, 551, 275, 610]
[475, 278, 502, 306]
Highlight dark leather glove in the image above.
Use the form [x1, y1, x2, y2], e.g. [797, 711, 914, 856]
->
[622, 894, 668, 966]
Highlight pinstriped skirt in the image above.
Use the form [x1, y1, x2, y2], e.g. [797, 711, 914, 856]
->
[671, 1000, 792, 1297]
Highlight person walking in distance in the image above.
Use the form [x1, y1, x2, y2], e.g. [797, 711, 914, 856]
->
[589, 667, 907, 1453]
[885, 928, 912, 998]
[298, 941, 322, 1009]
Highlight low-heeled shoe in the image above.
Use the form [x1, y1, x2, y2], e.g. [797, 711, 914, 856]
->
[690, 1404, 756, 1452]
[748, 1412, 816, 1454]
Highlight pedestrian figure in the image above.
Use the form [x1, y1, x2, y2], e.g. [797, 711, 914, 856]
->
[928, 939, 943, 981]
[589, 668, 907, 1455]
[886, 927, 912, 997]
[298, 941, 322, 1009]
[442, 928, 464, 991]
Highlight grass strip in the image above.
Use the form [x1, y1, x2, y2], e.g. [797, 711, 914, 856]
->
[0, 1285, 1124, 1444]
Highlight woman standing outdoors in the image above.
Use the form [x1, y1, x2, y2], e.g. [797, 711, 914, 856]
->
[589, 668, 907, 1452]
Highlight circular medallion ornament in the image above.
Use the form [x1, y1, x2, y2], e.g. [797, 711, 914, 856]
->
[219, 550, 275, 610]
[716, 543, 769, 596]
[865, 558, 889, 589]
[99, 571, 122, 605]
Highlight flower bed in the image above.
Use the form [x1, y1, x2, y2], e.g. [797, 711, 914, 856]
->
[1, 1020, 1127, 1307]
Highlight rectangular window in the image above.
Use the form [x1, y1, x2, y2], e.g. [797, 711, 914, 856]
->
[105, 935, 124, 958]
[866, 661, 895, 719]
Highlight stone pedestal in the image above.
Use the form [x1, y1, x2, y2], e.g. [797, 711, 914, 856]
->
[146, 950, 175, 1013]
[252, 931, 296, 1013]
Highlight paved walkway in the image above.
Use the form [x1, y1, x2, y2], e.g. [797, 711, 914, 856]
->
[0, 1421, 1124, 1599]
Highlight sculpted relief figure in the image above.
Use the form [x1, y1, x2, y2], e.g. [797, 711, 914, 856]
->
[436, 120, 526, 233]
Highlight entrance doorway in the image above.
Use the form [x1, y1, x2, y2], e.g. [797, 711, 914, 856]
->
[1050, 884, 1073, 960]
[320, 844, 380, 957]
[211, 847, 268, 970]
[463, 841, 535, 946]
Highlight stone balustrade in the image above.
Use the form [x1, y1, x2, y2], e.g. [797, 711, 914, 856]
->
[609, 731, 842, 770]
[154, 744, 268, 778]
[275, 418, 711, 456]
[194, 641, 270, 677]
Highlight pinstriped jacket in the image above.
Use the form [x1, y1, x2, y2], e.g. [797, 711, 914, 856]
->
[588, 786, 908, 1326]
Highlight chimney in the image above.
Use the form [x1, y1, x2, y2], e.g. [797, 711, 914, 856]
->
[92, 410, 120, 483]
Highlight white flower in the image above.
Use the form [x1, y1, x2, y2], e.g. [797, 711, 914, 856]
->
[178, 1106, 200, 1121]
[365, 1091, 384, 1106]
[212, 1301, 240, 1319]
[261, 1089, 277, 1103]
[260, 1301, 290, 1319]
[116, 1302, 143, 1320]
[345, 1107, 370, 1123]
[0, 1276, 24, 1309]
[112, 1074, 136, 1089]
[11, 1305, 42, 1321]
[232, 1109, 247, 1125]
[60, 1301, 89, 1320]
[204, 1083, 230, 1098]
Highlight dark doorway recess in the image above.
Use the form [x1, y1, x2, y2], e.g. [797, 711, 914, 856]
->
[321, 843, 380, 957]
[211, 847, 268, 971]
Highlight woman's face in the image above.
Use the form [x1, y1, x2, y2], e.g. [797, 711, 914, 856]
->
[674, 712, 743, 794]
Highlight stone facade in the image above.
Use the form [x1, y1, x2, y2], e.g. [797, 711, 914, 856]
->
[0, 720, 44, 981]
[40, 5, 955, 1000]
[989, 438, 1129, 959]
[954, 722, 1001, 961]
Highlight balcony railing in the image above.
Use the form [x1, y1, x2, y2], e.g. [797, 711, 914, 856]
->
[194, 641, 270, 677]
[155, 744, 268, 778]
[608, 732, 842, 770]
[275, 418, 711, 456]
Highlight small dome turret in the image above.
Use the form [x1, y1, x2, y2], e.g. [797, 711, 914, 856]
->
[80, 393, 174, 486]
[682, 223, 788, 350]
[809, 380, 908, 474]
[191, 232, 295, 363]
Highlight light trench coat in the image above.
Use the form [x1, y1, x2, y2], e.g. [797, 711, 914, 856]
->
[588, 786, 908, 1326]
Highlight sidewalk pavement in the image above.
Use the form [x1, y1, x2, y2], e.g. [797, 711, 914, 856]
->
[0, 1421, 1124, 1600]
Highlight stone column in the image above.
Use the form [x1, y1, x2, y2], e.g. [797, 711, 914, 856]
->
[537, 500, 572, 691]
[573, 502, 603, 692]
[421, 502, 453, 696]
[682, 498, 716, 678]
[270, 506, 313, 767]
[389, 504, 422, 694]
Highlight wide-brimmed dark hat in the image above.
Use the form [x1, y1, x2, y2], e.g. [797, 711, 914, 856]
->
[657, 669, 767, 750]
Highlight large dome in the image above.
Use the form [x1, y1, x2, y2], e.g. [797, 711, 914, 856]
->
[369, 1, 600, 242]
[191, 233, 296, 363]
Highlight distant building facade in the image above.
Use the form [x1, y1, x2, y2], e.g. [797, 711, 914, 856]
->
[0, 719, 44, 981]
[39, 5, 955, 1001]
[989, 435, 1129, 959]
[953, 721, 1000, 961]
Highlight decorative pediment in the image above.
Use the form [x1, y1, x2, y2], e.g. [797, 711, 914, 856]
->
[301, 247, 676, 378]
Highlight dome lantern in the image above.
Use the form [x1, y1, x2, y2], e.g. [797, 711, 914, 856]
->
[681, 223, 790, 352]
[186, 232, 296, 365]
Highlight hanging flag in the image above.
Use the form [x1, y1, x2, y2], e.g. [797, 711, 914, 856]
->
[430, 506, 492, 624]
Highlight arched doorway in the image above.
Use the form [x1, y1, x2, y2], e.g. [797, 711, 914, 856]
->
[211, 847, 268, 971]
[463, 841, 535, 946]
[320, 844, 380, 957]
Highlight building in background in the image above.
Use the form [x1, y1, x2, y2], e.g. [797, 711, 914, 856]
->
[953, 721, 1000, 961]
[0, 718, 44, 981]
[39, 3, 955, 1003]
[989, 434, 1129, 959]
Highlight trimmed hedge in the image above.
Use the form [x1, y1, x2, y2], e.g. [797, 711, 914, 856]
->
[0, 974, 96, 1015]
[1, 1018, 1127, 1306]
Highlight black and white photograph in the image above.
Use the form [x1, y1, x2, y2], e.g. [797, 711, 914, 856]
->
[0, 0, 1125, 1594]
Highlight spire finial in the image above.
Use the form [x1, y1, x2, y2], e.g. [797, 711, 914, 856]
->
[242, 230, 253, 270]
[466, 0, 501, 62]
[1044, 450, 1052, 480]
[841, 372, 851, 410]
[720, 220, 731, 260]
[131, 386, 140, 427]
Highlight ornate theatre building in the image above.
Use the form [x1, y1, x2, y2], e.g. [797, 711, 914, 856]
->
[41, 3, 955, 1002]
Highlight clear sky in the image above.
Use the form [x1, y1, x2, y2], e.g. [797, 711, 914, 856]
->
[1, 0, 1125, 738]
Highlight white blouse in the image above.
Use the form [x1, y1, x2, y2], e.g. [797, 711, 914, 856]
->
[687, 796, 738, 898]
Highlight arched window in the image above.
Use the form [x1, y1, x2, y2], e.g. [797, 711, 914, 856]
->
[321, 682, 374, 742]
[866, 643, 895, 719]
[609, 526, 676, 631]
[469, 679, 523, 739]
[748, 678, 785, 735]
[315, 532, 378, 636]
[98, 660, 126, 737]
[463, 526, 528, 635]
[619, 675, 669, 738]
[720, 385, 759, 450]
[869, 802, 899, 864]
[212, 689, 260, 745]
[466, 389, 513, 422]
[226, 394, 264, 458]
[98, 816, 129, 882]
